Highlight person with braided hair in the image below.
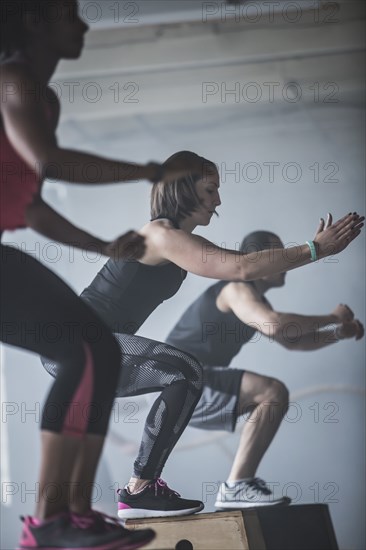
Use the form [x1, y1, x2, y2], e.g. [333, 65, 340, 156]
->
[0, 1, 202, 547]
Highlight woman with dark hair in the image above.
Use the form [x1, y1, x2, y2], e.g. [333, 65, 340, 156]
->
[0, 1, 200, 548]
[42, 150, 364, 520]
[166, 229, 364, 509]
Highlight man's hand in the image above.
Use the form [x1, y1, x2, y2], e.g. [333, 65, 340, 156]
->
[332, 304, 355, 323]
[104, 231, 146, 260]
[337, 319, 364, 341]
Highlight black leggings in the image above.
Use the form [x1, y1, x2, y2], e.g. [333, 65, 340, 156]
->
[0, 245, 121, 437]
[43, 332, 203, 479]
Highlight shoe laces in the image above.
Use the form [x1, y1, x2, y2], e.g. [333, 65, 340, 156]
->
[89, 510, 126, 531]
[71, 510, 126, 533]
[152, 478, 180, 498]
[246, 478, 272, 495]
[70, 513, 96, 530]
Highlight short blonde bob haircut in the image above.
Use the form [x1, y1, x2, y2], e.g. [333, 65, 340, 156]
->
[150, 151, 218, 224]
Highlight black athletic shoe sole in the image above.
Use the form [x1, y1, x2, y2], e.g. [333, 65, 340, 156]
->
[18, 528, 155, 550]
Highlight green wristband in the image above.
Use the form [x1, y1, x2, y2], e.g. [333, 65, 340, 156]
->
[305, 240, 318, 261]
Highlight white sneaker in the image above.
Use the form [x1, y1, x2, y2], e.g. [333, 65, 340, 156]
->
[215, 478, 291, 509]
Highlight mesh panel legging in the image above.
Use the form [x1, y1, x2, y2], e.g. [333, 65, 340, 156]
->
[43, 332, 203, 478]
[0, 245, 121, 437]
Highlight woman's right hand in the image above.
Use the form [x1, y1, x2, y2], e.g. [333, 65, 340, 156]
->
[104, 231, 146, 260]
[313, 212, 364, 259]
[160, 154, 209, 183]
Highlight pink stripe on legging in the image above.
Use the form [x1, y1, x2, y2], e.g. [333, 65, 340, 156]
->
[62, 342, 94, 437]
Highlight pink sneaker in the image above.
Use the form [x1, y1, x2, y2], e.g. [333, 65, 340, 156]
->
[17, 512, 155, 549]
[118, 478, 204, 519]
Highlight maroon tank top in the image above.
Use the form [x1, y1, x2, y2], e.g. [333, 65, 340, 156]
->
[0, 58, 58, 231]
[0, 127, 40, 230]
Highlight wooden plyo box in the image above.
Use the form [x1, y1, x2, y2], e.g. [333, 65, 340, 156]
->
[126, 504, 339, 550]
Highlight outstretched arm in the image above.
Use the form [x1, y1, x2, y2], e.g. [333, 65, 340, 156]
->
[0, 65, 194, 185]
[148, 213, 364, 281]
[283, 320, 364, 350]
[25, 196, 145, 260]
[220, 282, 364, 350]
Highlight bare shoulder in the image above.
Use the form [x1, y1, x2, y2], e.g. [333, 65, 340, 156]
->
[216, 281, 254, 312]
[0, 61, 34, 93]
[137, 219, 213, 271]
[140, 218, 180, 242]
[223, 281, 258, 301]
[137, 219, 180, 264]
[1, 62, 59, 113]
[0, 63, 31, 123]
[2, 63, 52, 122]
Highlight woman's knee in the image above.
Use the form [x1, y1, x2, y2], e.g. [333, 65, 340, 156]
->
[187, 356, 203, 393]
[174, 355, 203, 396]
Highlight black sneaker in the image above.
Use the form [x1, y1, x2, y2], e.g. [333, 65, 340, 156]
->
[215, 478, 291, 509]
[117, 478, 204, 519]
[73, 509, 156, 547]
[17, 511, 155, 549]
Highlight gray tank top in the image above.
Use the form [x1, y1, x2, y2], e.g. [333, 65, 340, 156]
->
[166, 281, 268, 366]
